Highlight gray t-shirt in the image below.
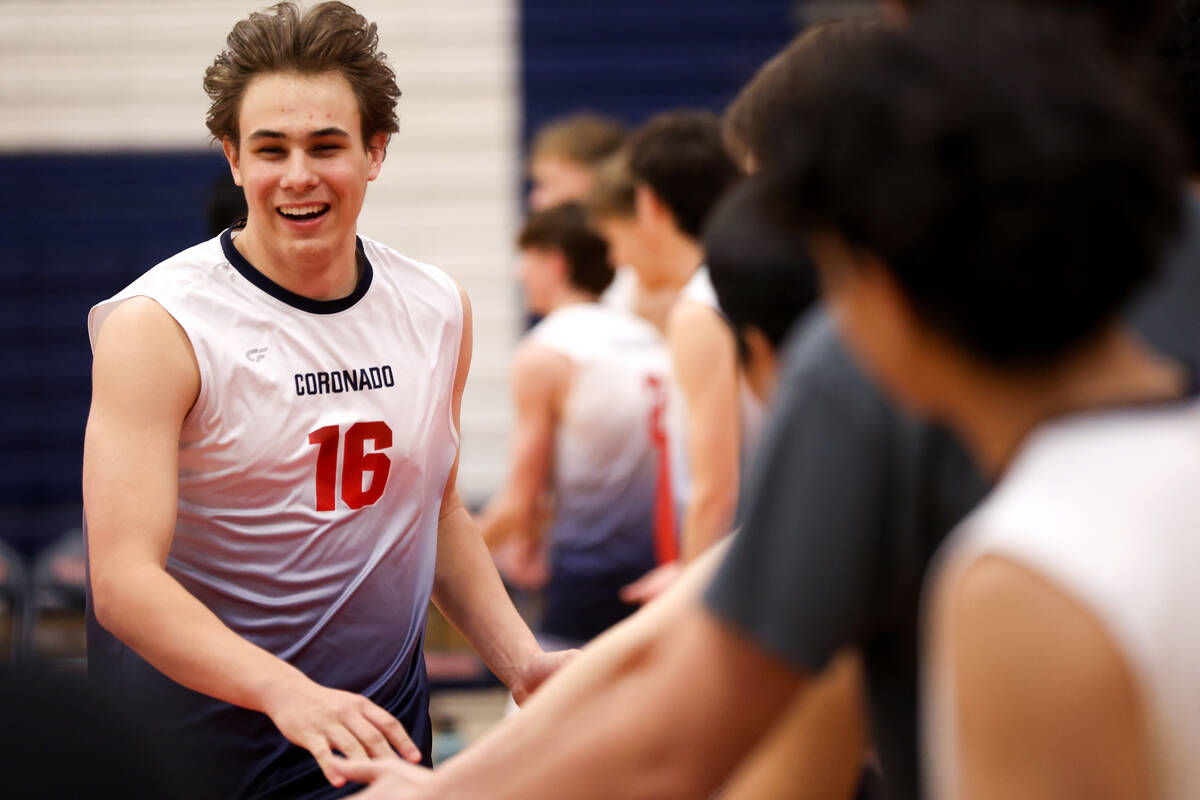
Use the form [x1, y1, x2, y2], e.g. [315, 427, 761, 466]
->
[705, 196, 1200, 800]
[706, 310, 986, 800]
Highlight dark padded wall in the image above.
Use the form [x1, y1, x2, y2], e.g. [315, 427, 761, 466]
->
[0, 152, 229, 556]
[521, 0, 798, 147]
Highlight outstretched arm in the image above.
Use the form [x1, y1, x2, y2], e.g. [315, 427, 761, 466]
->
[723, 650, 869, 800]
[476, 342, 566, 552]
[85, 298, 421, 791]
[342, 537, 806, 800]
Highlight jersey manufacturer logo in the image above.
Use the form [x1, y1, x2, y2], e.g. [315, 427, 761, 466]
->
[246, 347, 269, 362]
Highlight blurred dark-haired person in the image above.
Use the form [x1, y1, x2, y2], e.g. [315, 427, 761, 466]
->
[703, 178, 877, 800]
[771, 13, 1197, 799]
[338, 6, 1200, 800]
[479, 204, 670, 648]
[81, 3, 569, 797]
[882, 0, 1171, 53]
[705, 179, 819, 406]
[723, 19, 884, 174]
[604, 111, 752, 604]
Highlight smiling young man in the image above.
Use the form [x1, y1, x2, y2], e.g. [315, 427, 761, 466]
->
[81, 3, 568, 798]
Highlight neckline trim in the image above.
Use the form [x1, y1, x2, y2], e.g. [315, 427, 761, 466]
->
[219, 220, 373, 314]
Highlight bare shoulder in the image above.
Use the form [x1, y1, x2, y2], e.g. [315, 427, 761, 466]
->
[511, 339, 572, 408]
[94, 295, 190, 352]
[92, 297, 199, 412]
[666, 299, 736, 386]
[512, 338, 572, 380]
[948, 555, 1134, 705]
[666, 297, 728, 344]
[940, 555, 1151, 799]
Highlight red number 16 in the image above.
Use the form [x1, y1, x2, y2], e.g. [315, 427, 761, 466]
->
[307, 421, 393, 511]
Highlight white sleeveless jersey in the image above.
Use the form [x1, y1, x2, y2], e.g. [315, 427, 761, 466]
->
[600, 265, 638, 313]
[665, 266, 766, 511]
[528, 303, 670, 574]
[86, 229, 462, 700]
[925, 400, 1200, 800]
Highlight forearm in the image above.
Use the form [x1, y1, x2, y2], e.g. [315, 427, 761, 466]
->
[681, 480, 737, 561]
[432, 505, 541, 689]
[437, 603, 794, 799]
[723, 651, 868, 800]
[92, 562, 309, 711]
[430, 539, 737, 799]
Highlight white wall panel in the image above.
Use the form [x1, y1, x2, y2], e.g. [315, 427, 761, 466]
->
[1, 0, 521, 502]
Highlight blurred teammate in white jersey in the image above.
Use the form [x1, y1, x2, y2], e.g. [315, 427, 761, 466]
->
[480, 203, 671, 647]
[81, 3, 569, 797]
[587, 114, 754, 602]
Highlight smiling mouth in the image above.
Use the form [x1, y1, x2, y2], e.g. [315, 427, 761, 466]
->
[277, 203, 330, 222]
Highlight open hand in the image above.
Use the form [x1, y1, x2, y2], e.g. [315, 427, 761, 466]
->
[512, 647, 579, 706]
[261, 677, 423, 788]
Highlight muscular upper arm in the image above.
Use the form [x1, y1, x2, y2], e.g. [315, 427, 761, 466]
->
[666, 300, 740, 552]
[83, 298, 200, 606]
[934, 555, 1151, 800]
[480, 341, 568, 547]
[439, 284, 473, 519]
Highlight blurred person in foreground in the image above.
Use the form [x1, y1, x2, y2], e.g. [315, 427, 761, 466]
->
[766, 11, 1197, 796]
[333, 3, 1200, 798]
[81, 3, 570, 797]
[479, 203, 670, 648]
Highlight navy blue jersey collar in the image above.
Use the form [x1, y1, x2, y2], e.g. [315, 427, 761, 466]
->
[220, 220, 373, 314]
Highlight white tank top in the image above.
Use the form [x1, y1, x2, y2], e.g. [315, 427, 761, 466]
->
[86, 228, 462, 698]
[528, 303, 671, 574]
[665, 266, 766, 511]
[925, 400, 1200, 800]
[600, 265, 638, 313]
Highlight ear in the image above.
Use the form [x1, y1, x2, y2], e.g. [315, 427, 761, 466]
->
[222, 137, 243, 187]
[741, 326, 775, 370]
[850, 254, 922, 352]
[740, 326, 779, 404]
[547, 249, 570, 284]
[634, 183, 666, 228]
[366, 132, 388, 181]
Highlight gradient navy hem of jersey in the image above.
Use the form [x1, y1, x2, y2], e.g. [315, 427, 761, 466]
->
[84, 606, 433, 800]
[220, 221, 374, 314]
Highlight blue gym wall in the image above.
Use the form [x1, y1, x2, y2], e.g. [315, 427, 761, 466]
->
[521, 0, 797, 144]
[0, 153, 229, 555]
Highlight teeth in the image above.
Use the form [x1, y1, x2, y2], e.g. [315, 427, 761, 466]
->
[279, 204, 326, 216]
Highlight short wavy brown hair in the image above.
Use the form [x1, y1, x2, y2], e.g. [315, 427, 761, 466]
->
[203, 1, 401, 147]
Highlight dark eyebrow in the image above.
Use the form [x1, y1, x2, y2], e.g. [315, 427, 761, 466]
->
[246, 127, 350, 141]
[247, 129, 286, 141]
